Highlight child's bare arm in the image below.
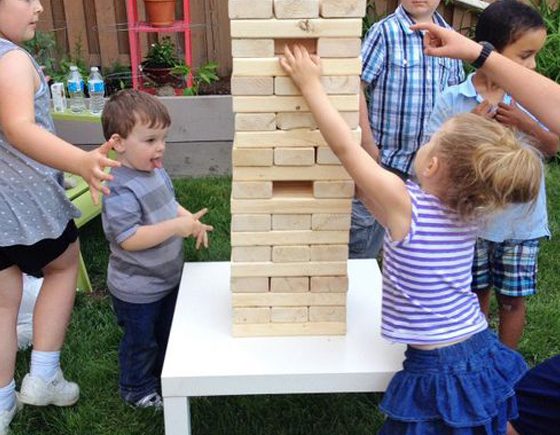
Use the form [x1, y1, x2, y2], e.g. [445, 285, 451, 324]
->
[280, 46, 411, 240]
[411, 22, 560, 135]
[0, 50, 119, 204]
[495, 101, 559, 157]
[120, 208, 213, 251]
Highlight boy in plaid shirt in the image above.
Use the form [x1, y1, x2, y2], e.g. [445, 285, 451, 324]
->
[351, 0, 464, 258]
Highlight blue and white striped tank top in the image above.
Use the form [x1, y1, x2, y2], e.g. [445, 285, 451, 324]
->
[381, 181, 487, 345]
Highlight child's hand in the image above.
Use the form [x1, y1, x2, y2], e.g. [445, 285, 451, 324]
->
[495, 100, 534, 133]
[471, 100, 496, 120]
[79, 139, 121, 205]
[280, 45, 322, 93]
[178, 208, 214, 249]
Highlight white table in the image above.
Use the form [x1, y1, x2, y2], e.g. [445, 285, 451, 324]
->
[161, 259, 405, 435]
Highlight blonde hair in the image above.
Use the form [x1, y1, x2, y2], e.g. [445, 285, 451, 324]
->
[435, 113, 542, 220]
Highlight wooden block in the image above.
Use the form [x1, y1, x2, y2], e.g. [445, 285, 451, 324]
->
[233, 95, 359, 113]
[229, 0, 273, 18]
[274, 147, 315, 166]
[310, 275, 349, 293]
[231, 39, 274, 57]
[312, 213, 351, 230]
[274, 38, 317, 54]
[234, 129, 332, 148]
[322, 76, 360, 94]
[313, 180, 354, 198]
[341, 111, 359, 129]
[235, 113, 276, 131]
[232, 165, 351, 181]
[274, 76, 300, 96]
[310, 244, 348, 261]
[309, 306, 346, 322]
[276, 112, 316, 130]
[232, 181, 273, 199]
[271, 307, 308, 323]
[273, 0, 319, 18]
[272, 214, 311, 230]
[231, 230, 349, 247]
[231, 246, 271, 262]
[231, 261, 347, 278]
[316, 147, 341, 165]
[233, 58, 361, 77]
[232, 148, 274, 167]
[231, 276, 269, 293]
[231, 197, 351, 215]
[232, 321, 346, 336]
[233, 307, 271, 324]
[231, 214, 271, 232]
[319, 0, 366, 17]
[232, 291, 346, 307]
[272, 245, 310, 263]
[270, 276, 309, 292]
[230, 18, 362, 38]
[317, 38, 361, 57]
[231, 76, 274, 96]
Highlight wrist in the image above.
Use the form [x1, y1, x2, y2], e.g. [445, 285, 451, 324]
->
[471, 41, 495, 69]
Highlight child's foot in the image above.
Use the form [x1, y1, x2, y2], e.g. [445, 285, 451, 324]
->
[132, 392, 163, 410]
[0, 395, 23, 435]
[19, 369, 79, 407]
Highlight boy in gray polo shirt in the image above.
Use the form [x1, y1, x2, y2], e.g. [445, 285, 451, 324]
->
[101, 90, 213, 408]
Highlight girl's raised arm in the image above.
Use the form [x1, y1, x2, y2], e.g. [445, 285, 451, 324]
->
[0, 50, 119, 203]
[280, 46, 412, 241]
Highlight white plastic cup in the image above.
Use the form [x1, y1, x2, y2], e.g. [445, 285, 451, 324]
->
[51, 82, 67, 112]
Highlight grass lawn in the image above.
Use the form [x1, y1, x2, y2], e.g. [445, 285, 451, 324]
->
[10, 169, 560, 434]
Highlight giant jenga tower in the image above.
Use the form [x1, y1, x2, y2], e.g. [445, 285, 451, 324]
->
[229, 0, 365, 336]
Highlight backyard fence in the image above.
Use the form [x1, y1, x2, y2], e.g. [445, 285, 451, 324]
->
[37, 0, 488, 78]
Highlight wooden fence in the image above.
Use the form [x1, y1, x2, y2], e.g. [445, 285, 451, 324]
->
[37, 0, 486, 78]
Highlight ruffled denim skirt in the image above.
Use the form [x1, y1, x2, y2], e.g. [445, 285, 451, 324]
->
[379, 329, 528, 435]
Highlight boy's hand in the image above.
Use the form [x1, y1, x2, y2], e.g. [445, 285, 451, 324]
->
[79, 139, 121, 205]
[280, 45, 322, 93]
[177, 208, 214, 249]
[471, 100, 496, 120]
[495, 100, 534, 133]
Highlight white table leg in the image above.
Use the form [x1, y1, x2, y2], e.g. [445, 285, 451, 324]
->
[164, 396, 191, 435]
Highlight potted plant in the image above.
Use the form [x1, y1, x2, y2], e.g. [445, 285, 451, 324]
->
[143, 0, 177, 27]
[141, 36, 182, 87]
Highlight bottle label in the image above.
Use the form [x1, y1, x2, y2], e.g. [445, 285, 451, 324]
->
[67, 80, 84, 93]
[88, 81, 105, 93]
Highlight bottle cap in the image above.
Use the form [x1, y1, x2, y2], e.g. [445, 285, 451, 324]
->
[69, 65, 78, 71]
[91, 66, 99, 72]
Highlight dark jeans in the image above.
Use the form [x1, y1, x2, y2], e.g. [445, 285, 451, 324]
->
[111, 288, 178, 404]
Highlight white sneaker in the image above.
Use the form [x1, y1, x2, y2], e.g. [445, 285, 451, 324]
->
[0, 395, 23, 435]
[19, 369, 79, 407]
[133, 392, 163, 410]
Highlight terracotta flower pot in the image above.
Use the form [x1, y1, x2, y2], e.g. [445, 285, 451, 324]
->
[144, 0, 177, 27]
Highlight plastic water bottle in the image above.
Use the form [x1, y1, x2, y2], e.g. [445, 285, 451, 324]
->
[67, 65, 86, 113]
[88, 66, 105, 115]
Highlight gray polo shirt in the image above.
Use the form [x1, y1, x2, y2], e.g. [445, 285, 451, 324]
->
[102, 166, 183, 303]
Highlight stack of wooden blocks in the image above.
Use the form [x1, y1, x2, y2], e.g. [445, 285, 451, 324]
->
[229, 0, 365, 337]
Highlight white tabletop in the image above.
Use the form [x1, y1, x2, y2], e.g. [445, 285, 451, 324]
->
[162, 259, 405, 398]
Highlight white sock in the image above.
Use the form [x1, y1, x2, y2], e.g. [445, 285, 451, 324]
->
[0, 379, 15, 412]
[30, 350, 60, 382]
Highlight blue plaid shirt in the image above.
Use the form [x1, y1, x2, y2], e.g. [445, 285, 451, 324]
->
[361, 5, 464, 175]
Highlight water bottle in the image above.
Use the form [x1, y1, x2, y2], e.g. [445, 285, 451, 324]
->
[88, 66, 105, 115]
[67, 65, 86, 113]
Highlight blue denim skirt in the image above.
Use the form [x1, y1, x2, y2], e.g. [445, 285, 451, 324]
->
[379, 329, 528, 435]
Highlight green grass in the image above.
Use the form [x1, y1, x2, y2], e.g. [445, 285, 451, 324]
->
[10, 171, 560, 434]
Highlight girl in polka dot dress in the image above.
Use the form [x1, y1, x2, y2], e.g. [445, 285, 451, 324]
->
[0, 1, 118, 433]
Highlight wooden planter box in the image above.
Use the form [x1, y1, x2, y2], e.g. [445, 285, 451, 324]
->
[54, 95, 234, 178]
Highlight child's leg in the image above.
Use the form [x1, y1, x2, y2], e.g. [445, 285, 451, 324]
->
[493, 239, 539, 349]
[0, 266, 23, 398]
[111, 296, 162, 405]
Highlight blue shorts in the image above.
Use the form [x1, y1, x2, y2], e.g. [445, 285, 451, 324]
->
[471, 238, 540, 297]
[511, 355, 560, 435]
[379, 329, 528, 435]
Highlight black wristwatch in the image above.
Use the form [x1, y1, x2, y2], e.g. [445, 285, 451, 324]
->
[471, 41, 495, 69]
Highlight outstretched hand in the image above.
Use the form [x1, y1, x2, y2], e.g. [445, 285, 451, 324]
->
[410, 22, 481, 63]
[79, 139, 121, 205]
[190, 208, 214, 249]
[279, 45, 322, 93]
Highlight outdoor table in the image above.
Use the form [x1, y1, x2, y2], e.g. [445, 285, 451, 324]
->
[161, 259, 405, 435]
